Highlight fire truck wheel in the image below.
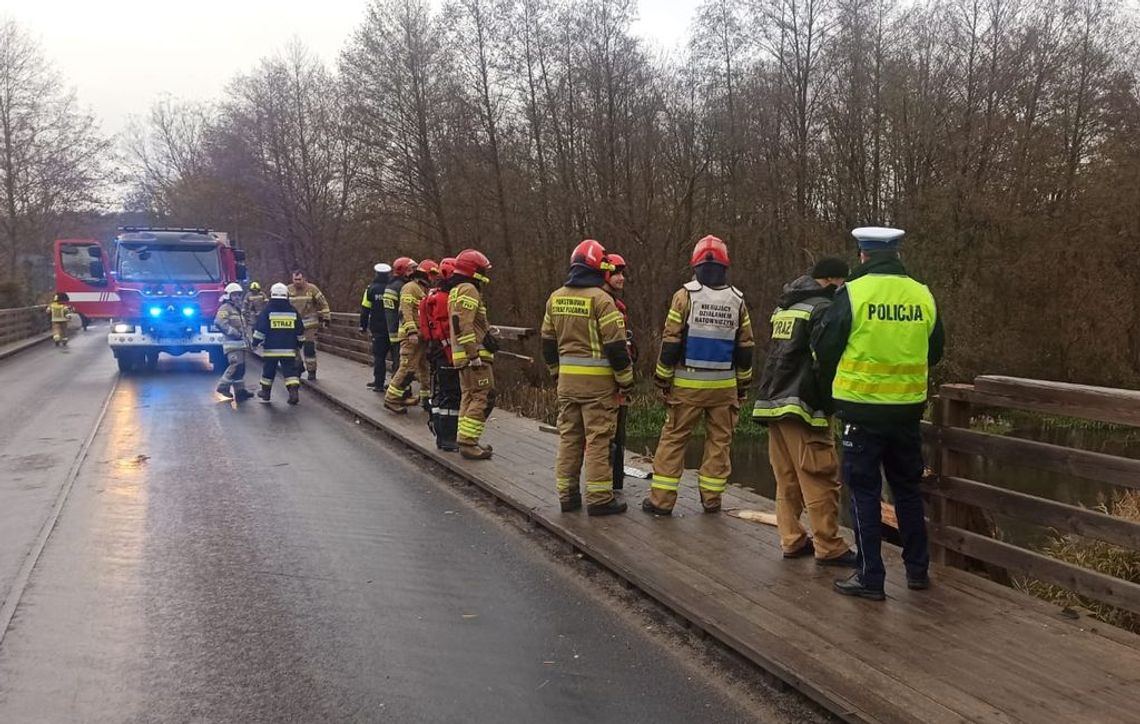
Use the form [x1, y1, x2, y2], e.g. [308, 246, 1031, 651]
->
[116, 354, 136, 374]
[144, 352, 159, 371]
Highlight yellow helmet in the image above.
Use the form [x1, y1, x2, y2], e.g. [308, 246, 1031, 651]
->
[249, 281, 261, 291]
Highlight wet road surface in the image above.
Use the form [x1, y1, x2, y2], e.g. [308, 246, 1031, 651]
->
[0, 349, 779, 722]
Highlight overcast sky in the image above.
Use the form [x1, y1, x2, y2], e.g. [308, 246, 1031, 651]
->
[0, 0, 697, 137]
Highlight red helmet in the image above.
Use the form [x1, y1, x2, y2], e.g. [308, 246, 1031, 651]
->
[454, 249, 492, 281]
[418, 259, 440, 277]
[440, 257, 457, 279]
[570, 239, 613, 271]
[690, 235, 730, 267]
[392, 256, 418, 277]
[604, 253, 626, 283]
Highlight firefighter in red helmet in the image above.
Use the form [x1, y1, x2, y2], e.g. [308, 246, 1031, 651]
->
[449, 249, 497, 459]
[384, 256, 417, 377]
[642, 235, 754, 516]
[385, 259, 438, 413]
[541, 240, 635, 515]
[603, 252, 636, 492]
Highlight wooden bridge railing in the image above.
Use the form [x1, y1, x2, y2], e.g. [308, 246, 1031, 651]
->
[0, 306, 49, 347]
[317, 311, 533, 365]
[926, 375, 1140, 618]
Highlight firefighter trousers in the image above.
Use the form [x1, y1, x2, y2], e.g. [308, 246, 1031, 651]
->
[649, 398, 739, 511]
[431, 363, 461, 449]
[768, 418, 849, 559]
[457, 363, 494, 447]
[219, 349, 247, 389]
[261, 356, 301, 391]
[296, 326, 318, 373]
[51, 321, 68, 345]
[386, 338, 430, 403]
[555, 394, 619, 507]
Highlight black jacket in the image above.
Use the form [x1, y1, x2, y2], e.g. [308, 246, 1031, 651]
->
[753, 276, 835, 426]
[253, 298, 306, 358]
[813, 256, 945, 424]
[384, 277, 407, 341]
[360, 271, 391, 334]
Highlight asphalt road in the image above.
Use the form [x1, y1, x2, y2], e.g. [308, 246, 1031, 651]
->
[0, 345, 780, 723]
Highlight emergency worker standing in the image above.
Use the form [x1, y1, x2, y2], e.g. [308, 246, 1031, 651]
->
[814, 227, 944, 600]
[243, 281, 267, 331]
[752, 258, 855, 566]
[252, 283, 306, 405]
[420, 257, 461, 451]
[448, 249, 496, 460]
[385, 257, 416, 377]
[603, 253, 635, 491]
[360, 263, 393, 391]
[643, 236, 754, 515]
[48, 293, 74, 347]
[385, 259, 437, 413]
[542, 240, 635, 515]
[214, 282, 254, 401]
[287, 270, 332, 380]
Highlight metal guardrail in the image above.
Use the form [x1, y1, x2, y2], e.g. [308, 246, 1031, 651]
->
[0, 306, 50, 347]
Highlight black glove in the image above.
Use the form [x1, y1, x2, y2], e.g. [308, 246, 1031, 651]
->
[482, 333, 500, 354]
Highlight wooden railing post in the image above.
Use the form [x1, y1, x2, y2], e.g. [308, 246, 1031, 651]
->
[933, 394, 972, 568]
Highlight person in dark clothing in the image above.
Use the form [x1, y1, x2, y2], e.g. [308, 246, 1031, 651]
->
[360, 262, 393, 391]
[813, 227, 945, 601]
[251, 283, 306, 405]
[753, 257, 856, 567]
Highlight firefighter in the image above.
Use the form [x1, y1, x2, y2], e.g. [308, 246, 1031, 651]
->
[542, 240, 635, 515]
[642, 235, 755, 516]
[47, 293, 74, 347]
[603, 252, 636, 492]
[286, 270, 332, 380]
[243, 281, 267, 331]
[385, 259, 437, 413]
[251, 282, 306, 405]
[814, 227, 944, 600]
[449, 249, 496, 460]
[752, 257, 855, 566]
[360, 262, 393, 392]
[385, 257, 417, 382]
[420, 257, 460, 451]
[213, 282, 254, 401]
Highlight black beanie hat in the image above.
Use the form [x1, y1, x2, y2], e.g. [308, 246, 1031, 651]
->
[811, 256, 849, 279]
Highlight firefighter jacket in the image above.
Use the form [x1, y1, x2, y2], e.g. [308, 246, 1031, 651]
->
[287, 282, 331, 330]
[813, 255, 944, 424]
[213, 299, 248, 353]
[751, 276, 835, 428]
[253, 299, 306, 358]
[47, 302, 72, 323]
[655, 281, 754, 405]
[398, 278, 428, 341]
[384, 277, 406, 344]
[611, 294, 638, 363]
[359, 272, 391, 335]
[448, 277, 492, 367]
[420, 283, 453, 363]
[542, 269, 634, 399]
[243, 292, 267, 325]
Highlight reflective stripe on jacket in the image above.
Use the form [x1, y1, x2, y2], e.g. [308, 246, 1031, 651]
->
[213, 300, 247, 353]
[833, 274, 936, 405]
[541, 284, 632, 398]
[253, 300, 306, 358]
[398, 279, 427, 341]
[448, 279, 492, 365]
[287, 282, 331, 329]
[681, 280, 743, 370]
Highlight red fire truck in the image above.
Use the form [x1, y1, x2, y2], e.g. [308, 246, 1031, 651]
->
[54, 227, 248, 373]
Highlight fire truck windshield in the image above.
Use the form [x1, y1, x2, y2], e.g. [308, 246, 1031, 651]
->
[117, 243, 220, 283]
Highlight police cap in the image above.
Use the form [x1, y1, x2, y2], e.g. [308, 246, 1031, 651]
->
[852, 226, 905, 251]
[374, 262, 392, 273]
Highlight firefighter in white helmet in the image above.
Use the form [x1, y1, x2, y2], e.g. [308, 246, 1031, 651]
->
[214, 283, 253, 401]
[251, 282, 306, 405]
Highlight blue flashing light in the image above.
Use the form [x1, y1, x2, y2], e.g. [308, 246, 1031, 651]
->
[181, 306, 196, 318]
[148, 306, 163, 318]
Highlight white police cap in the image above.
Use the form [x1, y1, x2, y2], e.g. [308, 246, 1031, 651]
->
[852, 226, 905, 251]
[374, 262, 392, 273]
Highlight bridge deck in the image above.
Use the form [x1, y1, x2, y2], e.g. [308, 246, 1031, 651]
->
[305, 352, 1140, 723]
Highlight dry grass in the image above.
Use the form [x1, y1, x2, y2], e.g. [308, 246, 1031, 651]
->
[1014, 490, 1140, 633]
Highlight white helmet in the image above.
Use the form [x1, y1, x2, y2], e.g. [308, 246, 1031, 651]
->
[374, 262, 392, 274]
[270, 282, 289, 299]
[223, 282, 243, 299]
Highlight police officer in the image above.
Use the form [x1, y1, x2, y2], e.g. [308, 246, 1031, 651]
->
[385, 257, 417, 386]
[214, 282, 254, 401]
[752, 258, 855, 566]
[814, 227, 944, 600]
[385, 259, 437, 413]
[643, 236, 754, 515]
[360, 263, 393, 392]
[287, 270, 332, 380]
[420, 257, 461, 451]
[252, 282, 306, 405]
[541, 240, 635, 515]
[449, 249, 496, 460]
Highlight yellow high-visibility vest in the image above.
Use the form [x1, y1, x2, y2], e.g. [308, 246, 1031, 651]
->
[833, 274, 936, 405]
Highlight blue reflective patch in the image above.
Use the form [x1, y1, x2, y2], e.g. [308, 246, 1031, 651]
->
[685, 335, 734, 365]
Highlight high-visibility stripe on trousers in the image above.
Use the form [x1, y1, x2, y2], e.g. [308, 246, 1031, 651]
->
[457, 363, 494, 446]
[554, 394, 619, 507]
[647, 398, 739, 512]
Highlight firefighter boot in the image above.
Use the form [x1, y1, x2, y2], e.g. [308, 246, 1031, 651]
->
[561, 493, 582, 513]
[234, 388, 254, 402]
[215, 383, 234, 400]
[587, 497, 628, 516]
[257, 386, 272, 403]
[460, 442, 493, 460]
[641, 487, 677, 516]
[287, 386, 300, 405]
[384, 398, 409, 415]
[437, 414, 459, 452]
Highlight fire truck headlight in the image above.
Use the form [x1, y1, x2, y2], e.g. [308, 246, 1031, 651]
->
[181, 305, 196, 318]
[112, 323, 133, 333]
